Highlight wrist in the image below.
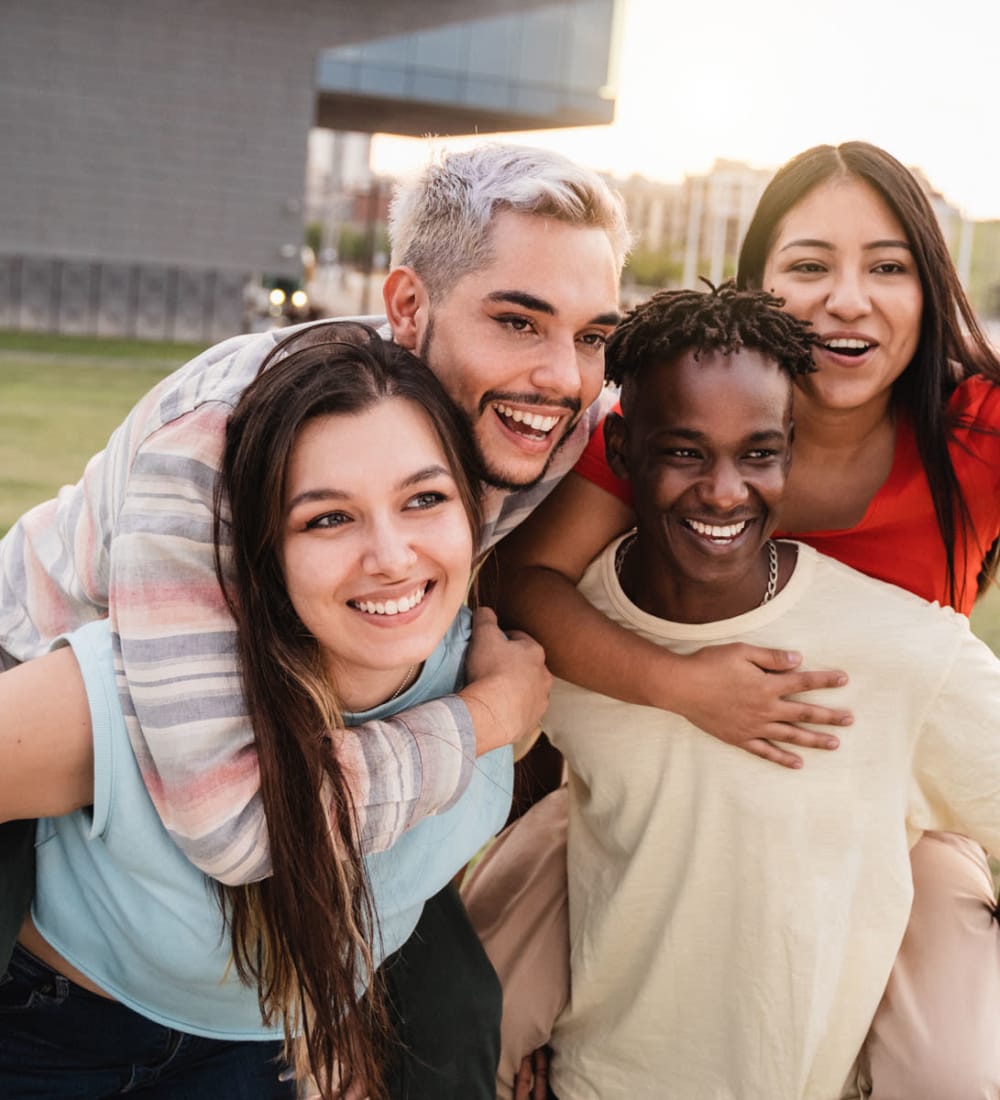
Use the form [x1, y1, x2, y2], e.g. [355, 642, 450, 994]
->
[643, 649, 692, 715]
[458, 680, 505, 756]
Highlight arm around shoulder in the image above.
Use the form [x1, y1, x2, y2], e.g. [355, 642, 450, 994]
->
[495, 474, 850, 765]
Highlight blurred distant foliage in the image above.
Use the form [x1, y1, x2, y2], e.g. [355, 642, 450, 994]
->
[968, 220, 1000, 319]
[305, 221, 324, 256]
[624, 246, 684, 290]
[337, 224, 390, 267]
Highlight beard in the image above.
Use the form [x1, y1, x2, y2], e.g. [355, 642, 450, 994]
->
[470, 412, 578, 492]
[420, 315, 581, 493]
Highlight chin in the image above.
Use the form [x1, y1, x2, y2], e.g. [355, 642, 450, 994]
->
[478, 462, 547, 492]
[476, 445, 557, 493]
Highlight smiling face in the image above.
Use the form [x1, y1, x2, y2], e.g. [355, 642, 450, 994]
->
[761, 175, 923, 420]
[392, 210, 621, 491]
[280, 398, 475, 711]
[608, 348, 793, 623]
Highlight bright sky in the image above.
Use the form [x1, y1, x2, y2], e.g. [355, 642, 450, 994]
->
[373, 0, 1000, 220]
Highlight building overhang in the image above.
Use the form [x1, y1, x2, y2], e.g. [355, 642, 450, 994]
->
[315, 88, 613, 136]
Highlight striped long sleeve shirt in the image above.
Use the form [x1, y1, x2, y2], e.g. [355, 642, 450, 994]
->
[0, 323, 614, 883]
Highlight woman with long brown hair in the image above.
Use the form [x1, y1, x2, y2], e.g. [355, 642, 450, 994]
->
[0, 322, 548, 1098]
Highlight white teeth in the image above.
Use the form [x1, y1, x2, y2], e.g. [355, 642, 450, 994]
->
[494, 404, 559, 433]
[824, 338, 871, 350]
[688, 519, 748, 540]
[353, 584, 427, 616]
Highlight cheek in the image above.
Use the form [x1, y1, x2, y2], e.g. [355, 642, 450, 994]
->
[901, 296, 923, 350]
[768, 282, 810, 321]
[282, 544, 345, 617]
[638, 470, 687, 515]
[445, 520, 476, 581]
[758, 472, 788, 508]
[578, 357, 606, 406]
[420, 509, 476, 589]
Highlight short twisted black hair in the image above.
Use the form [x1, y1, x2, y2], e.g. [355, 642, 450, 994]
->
[607, 282, 816, 409]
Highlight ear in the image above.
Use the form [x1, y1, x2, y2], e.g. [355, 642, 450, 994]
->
[383, 266, 429, 351]
[604, 411, 631, 481]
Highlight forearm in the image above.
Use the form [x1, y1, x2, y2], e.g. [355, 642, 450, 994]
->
[337, 696, 478, 855]
[501, 564, 683, 710]
[500, 557, 853, 771]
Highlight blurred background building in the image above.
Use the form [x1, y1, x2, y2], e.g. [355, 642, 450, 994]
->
[0, 0, 620, 341]
[3, 0, 999, 342]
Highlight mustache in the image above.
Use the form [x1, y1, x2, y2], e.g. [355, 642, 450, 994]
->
[477, 391, 581, 417]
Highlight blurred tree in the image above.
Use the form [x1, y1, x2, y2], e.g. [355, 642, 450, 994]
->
[304, 221, 324, 256]
[337, 224, 389, 267]
[624, 246, 684, 290]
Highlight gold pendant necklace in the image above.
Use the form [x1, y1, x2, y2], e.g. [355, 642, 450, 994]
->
[387, 664, 418, 702]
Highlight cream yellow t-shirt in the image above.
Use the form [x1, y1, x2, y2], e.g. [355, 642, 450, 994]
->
[546, 539, 1000, 1100]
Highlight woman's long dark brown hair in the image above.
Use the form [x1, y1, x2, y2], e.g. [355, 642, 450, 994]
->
[212, 321, 483, 1097]
[737, 141, 1000, 608]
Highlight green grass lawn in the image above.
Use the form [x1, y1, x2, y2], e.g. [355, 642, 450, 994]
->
[0, 331, 202, 533]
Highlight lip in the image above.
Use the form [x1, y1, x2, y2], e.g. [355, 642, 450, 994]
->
[679, 516, 759, 555]
[815, 330, 880, 368]
[490, 403, 566, 455]
[348, 580, 434, 625]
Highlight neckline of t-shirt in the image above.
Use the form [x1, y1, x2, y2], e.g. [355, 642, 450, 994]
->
[598, 534, 817, 640]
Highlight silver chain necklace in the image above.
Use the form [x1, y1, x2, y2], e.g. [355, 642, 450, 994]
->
[760, 539, 778, 606]
[615, 534, 779, 608]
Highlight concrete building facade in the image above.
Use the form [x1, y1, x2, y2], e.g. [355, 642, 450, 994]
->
[1, 0, 619, 341]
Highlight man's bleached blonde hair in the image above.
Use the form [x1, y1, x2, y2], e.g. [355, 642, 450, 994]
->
[388, 142, 631, 301]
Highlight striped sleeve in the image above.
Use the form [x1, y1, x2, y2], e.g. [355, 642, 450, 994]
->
[0, 327, 477, 885]
[110, 402, 477, 884]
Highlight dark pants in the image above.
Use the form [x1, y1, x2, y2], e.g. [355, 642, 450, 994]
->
[0, 819, 34, 973]
[382, 883, 502, 1099]
[0, 848, 499, 1096]
[0, 943, 294, 1098]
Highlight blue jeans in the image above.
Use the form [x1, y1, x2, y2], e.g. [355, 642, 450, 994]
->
[0, 944, 295, 1098]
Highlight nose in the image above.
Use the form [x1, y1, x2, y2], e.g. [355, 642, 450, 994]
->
[362, 515, 418, 578]
[824, 269, 871, 321]
[529, 334, 585, 402]
[698, 459, 749, 511]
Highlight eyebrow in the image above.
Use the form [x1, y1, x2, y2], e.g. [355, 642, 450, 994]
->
[778, 238, 912, 253]
[286, 464, 454, 512]
[658, 427, 787, 443]
[485, 290, 620, 327]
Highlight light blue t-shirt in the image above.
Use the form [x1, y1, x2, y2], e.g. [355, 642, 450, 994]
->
[31, 612, 512, 1040]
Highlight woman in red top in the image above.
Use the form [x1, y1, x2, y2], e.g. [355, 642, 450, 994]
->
[494, 142, 1000, 1098]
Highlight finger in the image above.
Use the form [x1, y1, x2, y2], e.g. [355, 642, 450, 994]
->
[744, 646, 803, 672]
[743, 737, 803, 769]
[759, 723, 841, 751]
[773, 701, 852, 730]
[473, 606, 499, 626]
[513, 1055, 534, 1100]
[778, 669, 849, 693]
[764, 723, 841, 751]
[532, 1048, 551, 1100]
